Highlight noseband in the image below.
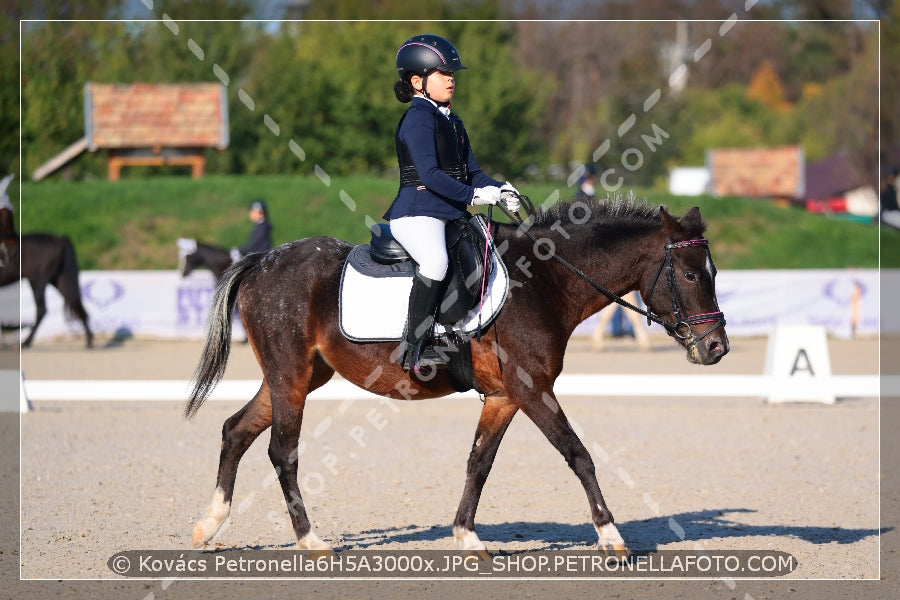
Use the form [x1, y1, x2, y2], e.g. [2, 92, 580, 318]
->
[496, 198, 725, 351]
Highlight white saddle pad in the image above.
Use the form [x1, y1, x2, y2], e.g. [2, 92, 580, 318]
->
[339, 224, 509, 342]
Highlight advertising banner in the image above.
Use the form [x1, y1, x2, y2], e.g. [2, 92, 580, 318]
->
[0, 269, 884, 343]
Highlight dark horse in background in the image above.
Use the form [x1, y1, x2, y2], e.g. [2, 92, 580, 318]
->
[184, 196, 729, 557]
[1, 182, 93, 348]
[0, 233, 94, 348]
[177, 238, 232, 280]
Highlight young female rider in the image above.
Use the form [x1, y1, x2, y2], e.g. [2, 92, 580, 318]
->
[383, 34, 521, 374]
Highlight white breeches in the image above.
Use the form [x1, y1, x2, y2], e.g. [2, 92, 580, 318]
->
[389, 215, 449, 281]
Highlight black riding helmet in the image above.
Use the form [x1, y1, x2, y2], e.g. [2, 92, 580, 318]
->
[396, 34, 467, 80]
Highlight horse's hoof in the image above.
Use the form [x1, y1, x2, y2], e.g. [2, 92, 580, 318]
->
[453, 526, 490, 560]
[598, 543, 630, 561]
[468, 548, 491, 562]
[192, 519, 218, 548]
[297, 531, 332, 555]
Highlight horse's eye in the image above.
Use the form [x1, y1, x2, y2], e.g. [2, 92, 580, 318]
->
[684, 271, 699, 282]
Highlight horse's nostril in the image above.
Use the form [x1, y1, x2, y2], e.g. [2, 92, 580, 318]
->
[709, 341, 723, 355]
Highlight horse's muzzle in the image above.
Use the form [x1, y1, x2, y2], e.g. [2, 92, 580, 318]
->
[686, 329, 729, 365]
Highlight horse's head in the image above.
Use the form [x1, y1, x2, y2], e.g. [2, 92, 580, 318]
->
[639, 206, 729, 366]
[177, 237, 199, 277]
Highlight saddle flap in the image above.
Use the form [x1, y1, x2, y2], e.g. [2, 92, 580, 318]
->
[439, 216, 492, 324]
[340, 215, 509, 343]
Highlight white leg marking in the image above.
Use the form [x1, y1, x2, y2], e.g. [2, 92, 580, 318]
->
[297, 530, 332, 553]
[595, 520, 628, 557]
[453, 526, 486, 550]
[596, 522, 625, 546]
[453, 526, 491, 560]
[192, 488, 231, 548]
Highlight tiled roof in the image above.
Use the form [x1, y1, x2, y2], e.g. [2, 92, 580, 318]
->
[86, 83, 228, 150]
[708, 145, 804, 198]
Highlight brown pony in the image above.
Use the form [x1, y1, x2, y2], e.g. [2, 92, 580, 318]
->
[185, 196, 728, 557]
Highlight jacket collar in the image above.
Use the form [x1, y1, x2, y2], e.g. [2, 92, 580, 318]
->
[411, 96, 451, 118]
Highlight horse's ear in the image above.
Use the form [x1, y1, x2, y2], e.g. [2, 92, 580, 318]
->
[659, 206, 683, 238]
[679, 206, 706, 238]
[660, 206, 705, 240]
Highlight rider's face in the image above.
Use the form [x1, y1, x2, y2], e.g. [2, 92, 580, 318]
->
[411, 69, 455, 104]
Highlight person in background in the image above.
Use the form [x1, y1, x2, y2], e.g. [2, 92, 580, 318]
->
[231, 199, 272, 262]
[591, 292, 652, 352]
[383, 33, 521, 375]
[881, 167, 900, 230]
[575, 164, 597, 199]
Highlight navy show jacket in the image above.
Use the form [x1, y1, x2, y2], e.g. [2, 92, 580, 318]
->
[239, 220, 272, 255]
[383, 97, 501, 221]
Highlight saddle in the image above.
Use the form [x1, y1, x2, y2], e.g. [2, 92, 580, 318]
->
[367, 215, 494, 325]
[339, 215, 508, 394]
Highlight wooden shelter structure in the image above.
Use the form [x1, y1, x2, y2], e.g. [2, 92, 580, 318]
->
[32, 82, 229, 181]
[706, 145, 805, 198]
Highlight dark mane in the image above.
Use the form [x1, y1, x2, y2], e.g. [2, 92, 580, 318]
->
[531, 192, 661, 230]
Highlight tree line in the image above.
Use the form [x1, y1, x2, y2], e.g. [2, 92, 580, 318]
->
[5, 0, 892, 191]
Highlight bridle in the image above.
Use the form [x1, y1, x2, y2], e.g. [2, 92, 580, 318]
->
[494, 195, 726, 351]
[643, 238, 726, 349]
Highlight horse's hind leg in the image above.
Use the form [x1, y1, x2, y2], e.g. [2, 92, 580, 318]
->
[267, 389, 332, 551]
[192, 382, 274, 548]
[269, 352, 334, 551]
[453, 394, 518, 557]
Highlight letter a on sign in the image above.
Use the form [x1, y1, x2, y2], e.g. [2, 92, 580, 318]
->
[790, 348, 814, 376]
[764, 325, 834, 404]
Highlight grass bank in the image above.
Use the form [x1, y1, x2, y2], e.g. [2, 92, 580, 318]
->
[13, 175, 892, 270]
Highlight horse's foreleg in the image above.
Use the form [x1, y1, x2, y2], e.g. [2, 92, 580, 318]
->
[22, 280, 47, 348]
[452, 395, 518, 557]
[192, 383, 273, 548]
[519, 389, 628, 557]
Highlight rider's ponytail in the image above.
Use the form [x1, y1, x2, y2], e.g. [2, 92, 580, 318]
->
[394, 77, 415, 103]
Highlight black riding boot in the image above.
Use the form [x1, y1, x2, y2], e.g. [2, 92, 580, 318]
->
[398, 272, 449, 373]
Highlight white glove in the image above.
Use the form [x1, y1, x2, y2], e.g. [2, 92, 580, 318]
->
[230, 248, 241, 262]
[471, 186, 501, 206]
[500, 181, 520, 212]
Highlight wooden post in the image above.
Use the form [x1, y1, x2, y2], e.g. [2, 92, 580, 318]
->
[190, 155, 205, 179]
[107, 155, 123, 181]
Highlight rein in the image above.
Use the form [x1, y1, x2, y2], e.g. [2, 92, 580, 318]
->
[493, 194, 725, 349]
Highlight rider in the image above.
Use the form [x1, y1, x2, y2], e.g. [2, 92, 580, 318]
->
[232, 199, 272, 261]
[575, 164, 597, 199]
[383, 34, 521, 374]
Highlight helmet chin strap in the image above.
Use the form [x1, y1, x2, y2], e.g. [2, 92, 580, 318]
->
[416, 74, 450, 107]
[415, 74, 433, 102]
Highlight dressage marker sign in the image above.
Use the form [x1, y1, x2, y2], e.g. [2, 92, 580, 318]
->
[763, 325, 835, 404]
